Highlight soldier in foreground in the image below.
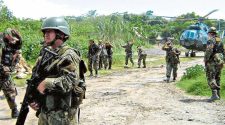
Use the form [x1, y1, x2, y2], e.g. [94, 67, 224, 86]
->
[162, 41, 180, 83]
[0, 28, 22, 118]
[25, 17, 84, 125]
[88, 39, 101, 77]
[204, 27, 224, 101]
[122, 40, 134, 68]
[137, 46, 147, 68]
[105, 42, 113, 69]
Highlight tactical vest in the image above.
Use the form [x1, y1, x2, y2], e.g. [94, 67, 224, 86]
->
[166, 48, 180, 64]
[39, 45, 85, 113]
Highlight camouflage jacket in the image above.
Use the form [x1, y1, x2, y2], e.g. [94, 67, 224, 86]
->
[105, 44, 113, 56]
[0, 33, 22, 72]
[122, 43, 133, 54]
[88, 43, 101, 57]
[205, 36, 225, 63]
[137, 47, 147, 57]
[33, 43, 81, 112]
[162, 46, 180, 64]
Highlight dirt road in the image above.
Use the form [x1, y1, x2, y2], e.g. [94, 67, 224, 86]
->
[1, 52, 225, 125]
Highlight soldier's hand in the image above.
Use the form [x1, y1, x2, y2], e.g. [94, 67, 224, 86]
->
[29, 102, 39, 111]
[37, 80, 46, 94]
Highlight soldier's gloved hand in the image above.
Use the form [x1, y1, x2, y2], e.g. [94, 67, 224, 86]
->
[29, 102, 39, 111]
[37, 80, 46, 94]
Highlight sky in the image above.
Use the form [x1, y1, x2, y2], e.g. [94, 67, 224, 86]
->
[3, 0, 225, 20]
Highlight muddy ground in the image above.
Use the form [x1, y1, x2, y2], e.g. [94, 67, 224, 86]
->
[1, 49, 225, 125]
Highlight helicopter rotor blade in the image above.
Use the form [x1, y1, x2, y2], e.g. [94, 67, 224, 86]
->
[203, 9, 219, 18]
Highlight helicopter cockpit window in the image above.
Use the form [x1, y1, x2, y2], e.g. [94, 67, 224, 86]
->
[187, 32, 195, 39]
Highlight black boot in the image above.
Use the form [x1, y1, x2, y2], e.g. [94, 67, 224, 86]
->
[11, 108, 19, 118]
[209, 90, 220, 101]
[89, 71, 93, 76]
[95, 70, 98, 77]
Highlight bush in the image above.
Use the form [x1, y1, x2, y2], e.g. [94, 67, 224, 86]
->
[181, 64, 205, 80]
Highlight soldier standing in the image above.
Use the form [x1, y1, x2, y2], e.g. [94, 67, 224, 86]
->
[162, 41, 180, 83]
[0, 28, 22, 118]
[122, 40, 134, 68]
[98, 40, 108, 70]
[204, 27, 224, 101]
[137, 46, 147, 68]
[105, 42, 113, 69]
[28, 17, 84, 125]
[88, 39, 101, 77]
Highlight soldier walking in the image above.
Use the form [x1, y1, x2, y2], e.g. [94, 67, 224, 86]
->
[162, 41, 180, 83]
[0, 28, 22, 118]
[88, 39, 101, 77]
[204, 27, 224, 101]
[137, 46, 147, 68]
[122, 40, 134, 68]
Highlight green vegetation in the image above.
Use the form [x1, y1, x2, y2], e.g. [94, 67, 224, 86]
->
[177, 64, 225, 99]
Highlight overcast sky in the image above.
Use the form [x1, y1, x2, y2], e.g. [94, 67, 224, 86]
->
[3, 0, 225, 20]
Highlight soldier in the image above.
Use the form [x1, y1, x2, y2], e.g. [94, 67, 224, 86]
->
[162, 41, 180, 83]
[105, 42, 113, 69]
[122, 40, 134, 68]
[88, 39, 101, 77]
[28, 17, 84, 125]
[204, 27, 224, 101]
[98, 40, 108, 70]
[0, 28, 22, 118]
[137, 46, 147, 68]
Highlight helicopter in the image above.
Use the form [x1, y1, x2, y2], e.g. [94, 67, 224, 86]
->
[178, 9, 221, 57]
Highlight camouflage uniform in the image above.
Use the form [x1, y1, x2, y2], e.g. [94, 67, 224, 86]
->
[137, 46, 147, 68]
[105, 43, 113, 69]
[122, 42, 134, 67]
[162, 42, 180, 82]
[88, 40, 101, 76]
[29, 17, 84, 125]
[35, 44, 80, 125]
[204, 35, 224, 100]
[98, 42, 108, 70]
[0, 28, 22, 118]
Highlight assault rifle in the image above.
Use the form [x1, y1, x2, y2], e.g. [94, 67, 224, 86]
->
[16, 48, 58, 125]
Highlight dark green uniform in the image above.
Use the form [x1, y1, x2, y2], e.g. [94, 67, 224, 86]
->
[204, 36, 224, 100]
[162, 42, 180, 82]
[137, 46, 147, 68]
[122, 42, 134, 67]
[105, 43, 113, 69]
[0, 29, 22, 118]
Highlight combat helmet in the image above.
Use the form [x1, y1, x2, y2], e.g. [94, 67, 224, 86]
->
[41, 17, 70, 37]
[208, 27, 217, 34]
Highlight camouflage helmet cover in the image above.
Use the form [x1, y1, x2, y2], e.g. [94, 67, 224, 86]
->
[41, 17, 70, 37]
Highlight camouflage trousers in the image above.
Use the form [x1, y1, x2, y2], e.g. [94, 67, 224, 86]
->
[0, 73, 17, 109]
[125, 53, 134, 65]
[107, 55, 113, 69]
[138, 54, 147, 67]
[99, 55, 108, 69]
[88, 56, 99, 72]
[38, 110, 77, 125]
[205, 62, 222, 91]
[166, 62, 178, 79]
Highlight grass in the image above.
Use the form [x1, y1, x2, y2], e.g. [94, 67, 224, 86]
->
[177, 65, 225, 99]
